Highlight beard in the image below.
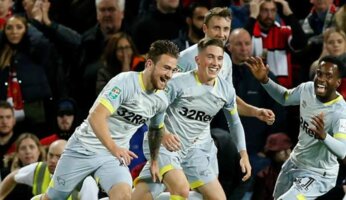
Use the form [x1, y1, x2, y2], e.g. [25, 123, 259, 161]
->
[191, 24, 204, 39]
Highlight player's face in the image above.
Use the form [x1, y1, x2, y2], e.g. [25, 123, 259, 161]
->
[314, 61, 341, 102]
[203, 16, 231, 45]
[151, 54, 178, 90]
[325, 32, 346, 57]
[0, 108, 15, 136]
[258, 1, 276, 29]
[196, 45, 224, 82]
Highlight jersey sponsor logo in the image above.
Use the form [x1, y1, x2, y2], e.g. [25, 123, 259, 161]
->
[117, 107, 148, 125]
[109, 86, 121, 99]
[300, 117, 315, 137]
[178, 107, 213, 122]
[339, 119, 346, 133]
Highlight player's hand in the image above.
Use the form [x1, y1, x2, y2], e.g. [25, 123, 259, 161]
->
[113, 146, 138, 166]
[162, 133, 181, 151]
[310, 112, 326, 140]
[149, 160, 161, 183]
[239, 151, 252, 181]
[245, 56, 270, 84]
[256, 108, 276, 125]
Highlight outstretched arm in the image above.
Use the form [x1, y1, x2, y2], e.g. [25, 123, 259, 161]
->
[0, 170, 18, 199]
[245, 57, 300, 106]
[236, 96, 275, 125]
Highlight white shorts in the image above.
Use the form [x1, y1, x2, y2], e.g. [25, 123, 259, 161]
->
[136, 138, 218, 198]
[47, 134, 132, 199]
[273, 159, 337, 200]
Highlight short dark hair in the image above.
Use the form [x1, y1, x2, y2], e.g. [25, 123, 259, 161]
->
[0, 101, 14, 114]
[185, 1, 210, 18]
[147, 40, 180, 64]
[319, 55, 346, 78]
[197, 38, 224, 53]
[204, 7, 232, 25]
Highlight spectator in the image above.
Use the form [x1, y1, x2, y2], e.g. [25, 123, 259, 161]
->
[0, 0, 12, 30]
[0, 139, 99, 200]
[96, 32, 145, 95]
[31, 0, 126, 119]
[310, 27, 346, 79]
[0, 101, 19, 169]
[40, 98, 78, 147]
[302, 0, 336, 48]
[245, 0, 306, 88]
[333, 3, 346, 34]
[132, 0, 185, 54]
[1, 133, 46, 200]
[172, 1, 209, 51]
[0, 15, 53, 135]
[252, 133, 292, 200]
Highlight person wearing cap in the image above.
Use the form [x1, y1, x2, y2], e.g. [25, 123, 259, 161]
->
[246, 55, 346, 199]
[40, 98, 78, 147]
[252, 133, 292, 200]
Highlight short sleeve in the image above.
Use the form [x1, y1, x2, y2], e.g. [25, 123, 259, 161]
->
[14, 163, 38, 186]
[98, 73, 131, 114]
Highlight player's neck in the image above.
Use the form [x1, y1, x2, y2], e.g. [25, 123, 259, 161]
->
[196, 71, 216, 86]
[141, 71, 155, 92]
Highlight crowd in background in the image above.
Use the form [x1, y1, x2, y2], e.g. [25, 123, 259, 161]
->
[1, 0, 346, 199]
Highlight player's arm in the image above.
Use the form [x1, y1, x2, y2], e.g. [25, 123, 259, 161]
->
[245, 56, 301, 106]
[236, 96, 275, 125]
[224, 108, 251, 182]
[0, 169, 19, 199]
[224, 90, 251, 181]
[88, 102, 137, 165]
[148, 111, 166, 182]
[323, 134, 346, 159]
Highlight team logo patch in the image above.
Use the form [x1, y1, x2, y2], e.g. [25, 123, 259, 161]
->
[339, 119, 346, 133]
[109, 86, 121, 99]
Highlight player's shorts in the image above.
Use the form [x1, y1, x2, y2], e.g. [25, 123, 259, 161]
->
[273, 159, 337, 200]
[135, 138, 218, 198]
[47, 134, 132, 199]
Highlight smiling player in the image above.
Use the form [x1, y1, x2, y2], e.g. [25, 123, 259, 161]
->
[245, 55, 346, 200]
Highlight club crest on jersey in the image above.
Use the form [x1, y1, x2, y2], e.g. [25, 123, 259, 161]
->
[109, 86, 121, 99]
